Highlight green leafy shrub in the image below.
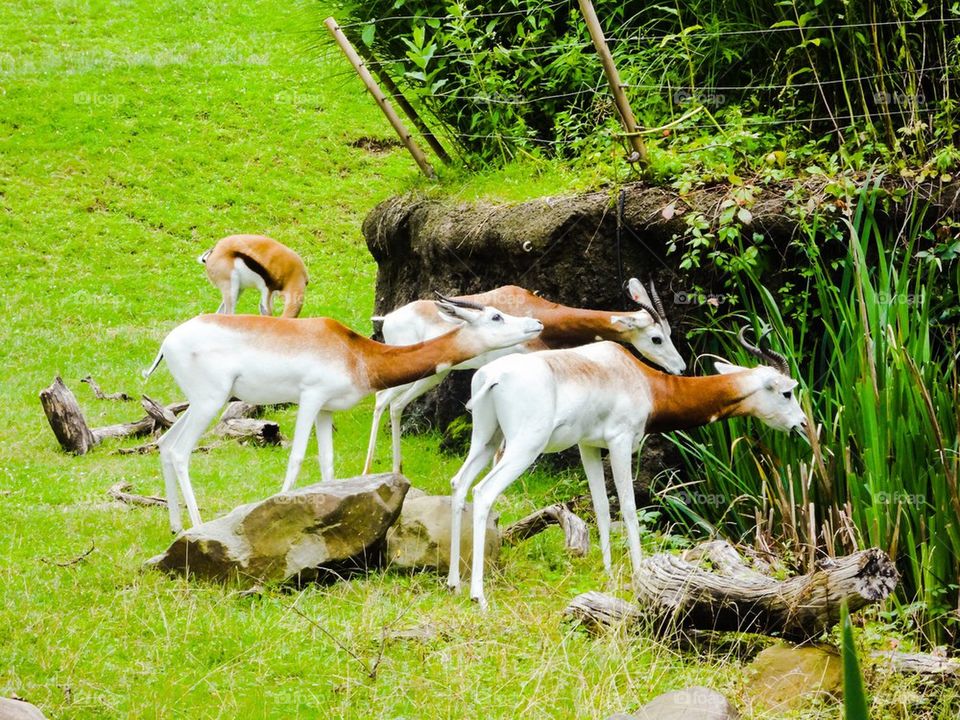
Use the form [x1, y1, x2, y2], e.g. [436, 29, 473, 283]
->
[323, 0, 960, 164]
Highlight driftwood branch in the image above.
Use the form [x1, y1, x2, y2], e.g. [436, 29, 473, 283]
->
[41, 378, 278, 455]
[107, 481, 168, 507]
[81, 375, 133, 401]
[564, 591, 642, 632]
[503, 503, 590, 556]
[564, 541, 899, 642]
[40, 542, 96, 567]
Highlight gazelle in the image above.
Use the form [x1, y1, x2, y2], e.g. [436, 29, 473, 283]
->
[143, 296, 543, 533]
[447, 326, 808, 608]
[362, 279, 686, 475]
[199, 234, 309, 317]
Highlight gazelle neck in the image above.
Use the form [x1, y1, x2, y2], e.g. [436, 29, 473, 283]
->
[645, 371, 755, 433]
[361, 327, 482, 391]
[537, 306, 623, 347]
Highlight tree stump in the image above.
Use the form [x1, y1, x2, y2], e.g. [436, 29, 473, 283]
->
[39, 376, 98, 454]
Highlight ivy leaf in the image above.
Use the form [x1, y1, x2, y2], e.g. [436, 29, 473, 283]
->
[361, 23, 376, 47]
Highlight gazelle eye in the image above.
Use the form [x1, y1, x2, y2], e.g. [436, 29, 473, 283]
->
[782, 391, 792, 399]
[652, 337, 663, 345]
[492, 313, 503, 322]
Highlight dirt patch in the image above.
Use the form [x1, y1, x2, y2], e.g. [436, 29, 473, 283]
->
[350, 136, 403, 154]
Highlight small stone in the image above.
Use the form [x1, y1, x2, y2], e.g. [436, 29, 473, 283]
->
[0, 697, 48, 720]
[628, 687, 739, 720]
[386, 495, 499, 575]
[744, 643, 842, 713]
[147, 473, 409, 585]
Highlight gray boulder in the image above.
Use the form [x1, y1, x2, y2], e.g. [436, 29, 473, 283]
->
[608, 687, 739, 720]
[0, 698, 47, 720]
[148, 473, 409, 585]
[386, 495, 499, 575]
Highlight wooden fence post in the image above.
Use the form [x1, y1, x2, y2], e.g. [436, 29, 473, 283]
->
[325, 17, 436, 179]
[577, 0, 648, 167]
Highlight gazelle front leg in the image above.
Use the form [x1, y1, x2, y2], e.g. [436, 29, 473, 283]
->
[578, 443, 613, 578]
[315, 410, 334, 482]
[281, 393, 327, 492]
[607, 433, 645, 587]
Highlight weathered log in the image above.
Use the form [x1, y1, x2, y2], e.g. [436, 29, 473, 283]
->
[564, 541, 898, 642]
[871, 651, 960, 679]
[107, 481, 167, 508]
[564, 590, 642, 633]
[81, 375, 133, 401]
[213, 417, 282, 445]
[39, 376, 98, 454]
[503, 503, 590, 556]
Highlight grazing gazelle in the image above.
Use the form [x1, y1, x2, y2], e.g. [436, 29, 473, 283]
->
[447, 326, 808, 608]
[363, 279, 686, 475]
[199, 234, 309, 317]
[143, 295, 543, 532]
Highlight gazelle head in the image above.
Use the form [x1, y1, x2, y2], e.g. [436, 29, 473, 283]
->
[434, 293, 543, 352]
[715, 326, 808, 436]
[611, 278, 686, 375]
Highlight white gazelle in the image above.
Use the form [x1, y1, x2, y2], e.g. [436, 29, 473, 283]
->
[447, 327, 808, 608]
[363, 278, 686, 475]
[144, 296, 543, 532]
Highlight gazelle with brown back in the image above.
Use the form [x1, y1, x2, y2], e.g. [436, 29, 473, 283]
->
[446, 326, 809, 608]
[362, 279, 687, 475]
[199, 234, 309, 317]
[142, 295, 543, 533]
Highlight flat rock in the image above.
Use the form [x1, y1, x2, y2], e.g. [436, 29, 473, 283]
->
[0, 698, 47, 719]
[744, 643, 842, 713]
[386, 495, 499, 575]
[147, 473, 409, 585]
[627, 687, 738, 719]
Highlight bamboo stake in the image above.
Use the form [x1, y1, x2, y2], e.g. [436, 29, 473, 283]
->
[325, 17, 436, 179]
[359, 46, 453, 165]
[577, 0, 648, 166]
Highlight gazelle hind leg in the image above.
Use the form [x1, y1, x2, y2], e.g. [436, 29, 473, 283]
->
[446, 434, 499, 592]
[159, 399, 227, 529]
[468, 444, 543, 608]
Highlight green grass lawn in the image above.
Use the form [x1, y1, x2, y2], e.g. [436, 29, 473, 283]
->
[1, 1, 957, 719]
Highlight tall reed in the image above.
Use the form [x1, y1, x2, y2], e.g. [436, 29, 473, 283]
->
[664, 180, 960, 643]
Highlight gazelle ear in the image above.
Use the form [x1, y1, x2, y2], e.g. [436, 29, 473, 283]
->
[433, 300, 476, 324]
[610, 315, 637, 329]
[714, 361, 746, 375]
[626, 278, 652, 306]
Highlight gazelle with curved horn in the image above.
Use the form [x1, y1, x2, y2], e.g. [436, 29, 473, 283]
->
[142, 296, 543, 532]
[447, 325, 808, 608]
[362, 279, 685, 475]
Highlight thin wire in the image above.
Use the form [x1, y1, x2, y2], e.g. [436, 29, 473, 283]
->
[622, 65, 954, 91]
[336, 0, 568, 29]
